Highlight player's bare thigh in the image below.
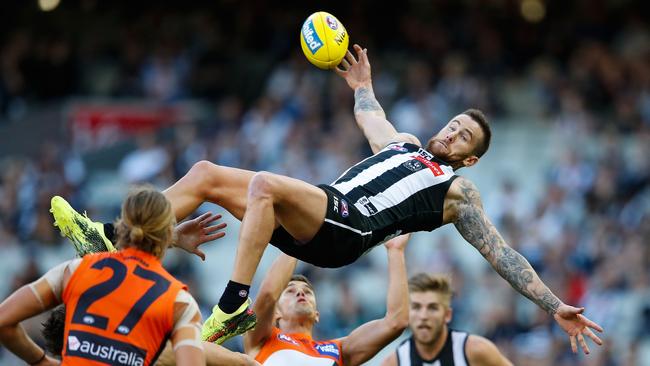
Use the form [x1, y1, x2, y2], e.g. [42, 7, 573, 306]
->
[164, 161, 255, 221]
[249, 171, 328, 242]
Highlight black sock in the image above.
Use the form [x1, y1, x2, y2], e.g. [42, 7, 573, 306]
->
[218, 281, 250, 314]
[103, 223, 116, 243]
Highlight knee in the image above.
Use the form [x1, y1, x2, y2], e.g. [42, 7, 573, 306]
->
[187, 160, 222, 195]
[248, 171, 276, 200]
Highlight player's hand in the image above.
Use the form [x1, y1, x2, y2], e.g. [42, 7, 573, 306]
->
[174, 212, 227, 261]
[383, 234, 410, 251]
[553, 304, 604, 354]
[334, 44, 372, 90]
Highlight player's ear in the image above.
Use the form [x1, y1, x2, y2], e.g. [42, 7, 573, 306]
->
[462, 155, 479, 168]
[444, 306, 453, 324]
[314, 310, 320, 324]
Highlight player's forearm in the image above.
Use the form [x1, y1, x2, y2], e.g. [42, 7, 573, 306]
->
[489, 244, 562, 314]
[0, 324, 46, 364]
[354, 85, 386, 119]
[257, 254, 297, 301]
[384, 247, 409, 328]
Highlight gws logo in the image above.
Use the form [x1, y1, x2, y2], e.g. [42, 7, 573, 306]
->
[66, 330, 146, 366]
[302, 19, 323, 54]
[315, 342, 340, 358]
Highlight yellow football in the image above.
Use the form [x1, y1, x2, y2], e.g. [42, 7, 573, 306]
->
[300, 11, 349, 70]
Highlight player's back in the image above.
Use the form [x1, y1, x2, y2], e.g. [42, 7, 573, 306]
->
[61, 247, 186, 366]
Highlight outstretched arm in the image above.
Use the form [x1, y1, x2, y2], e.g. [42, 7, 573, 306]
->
[0, 261, 70, 365]
[450, 177, 603, 354]
[243, 253, 297, 355]
[336, 45, 420, 153]
[340, 235, 410, 366]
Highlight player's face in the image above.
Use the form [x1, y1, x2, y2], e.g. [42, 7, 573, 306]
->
[409, 291, 452, 345]
[426, 114, 483, 168]
[277, 281, 319, 322]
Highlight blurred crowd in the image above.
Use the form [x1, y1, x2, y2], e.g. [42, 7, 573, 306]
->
[1, 1, 649, 365]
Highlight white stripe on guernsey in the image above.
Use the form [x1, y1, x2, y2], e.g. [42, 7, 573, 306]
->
[451, 331, 469, 366]
[324, 219, 372, 236]
[354, 167, 453, 216]
[330, 142, 405, 185]
[396, 342, 410, 365]
[332, 152, 417, 194]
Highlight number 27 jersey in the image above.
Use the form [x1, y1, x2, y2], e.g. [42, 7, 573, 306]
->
[62, 248, 186, 366]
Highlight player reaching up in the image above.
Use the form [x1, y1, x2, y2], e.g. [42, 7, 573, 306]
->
[50, 44, 603, 354]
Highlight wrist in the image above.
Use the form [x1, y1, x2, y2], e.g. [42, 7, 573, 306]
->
[354, 82, 373, 92]
[29, 349, 46, 365]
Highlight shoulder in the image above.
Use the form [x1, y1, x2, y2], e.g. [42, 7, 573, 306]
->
[395, 132, 422, 147]
[444, 177, 483, 223]
[465, 335, 511, 366]
[448, 176, 481, 204]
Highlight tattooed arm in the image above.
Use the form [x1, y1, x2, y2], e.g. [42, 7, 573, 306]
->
[335, 44, 420, 153]
[448, 177, 604, 354]
[450, 177, 561, 313]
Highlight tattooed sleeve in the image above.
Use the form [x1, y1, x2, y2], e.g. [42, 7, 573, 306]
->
[354, 87, 385, 116]
[453, 178, 561, 314]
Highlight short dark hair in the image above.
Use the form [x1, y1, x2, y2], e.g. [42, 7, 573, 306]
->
[289, 274, 314, 291]
[42, 305, 66, 356]
[462, 108, 491, 158]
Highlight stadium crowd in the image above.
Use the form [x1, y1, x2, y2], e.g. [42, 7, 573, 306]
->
[0, 1, 648, 365]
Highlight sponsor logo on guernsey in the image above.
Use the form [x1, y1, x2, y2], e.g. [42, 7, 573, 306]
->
[315, 342, 340, 358]
[66, 330, 146, 366]
[302, 19, 323, 54]
[417, 148, 434, 160]
[333, 196, 339, 213]
[340, 199, 349, 218]
[277, 333, 299, 346]
[389, 144, 408, 152]
[325, 15, 338, 30]
[415, 155, 444, 176]
[403, 159, 424, 172]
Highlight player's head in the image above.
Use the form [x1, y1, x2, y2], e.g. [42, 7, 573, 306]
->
[408, 273, 453, 345]
[42, 305, 66, 356]
[276, 274, 320, 326]
[426, 109, 491, 169]
[115, 186, 176, 258]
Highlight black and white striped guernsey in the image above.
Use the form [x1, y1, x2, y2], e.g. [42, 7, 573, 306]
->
[329, 141, 458, 245]
[396, 330, 469, 366]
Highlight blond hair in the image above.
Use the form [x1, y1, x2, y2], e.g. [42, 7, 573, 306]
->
[408, 273, 453, 307]
[115, 186, 175, 257]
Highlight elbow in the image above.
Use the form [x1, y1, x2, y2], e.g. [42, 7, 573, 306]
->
[255, 289, 279, 305]
[385, 312, 409, 334]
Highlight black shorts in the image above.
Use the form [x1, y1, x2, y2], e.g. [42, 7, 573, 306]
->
[269, 184, 375, 268]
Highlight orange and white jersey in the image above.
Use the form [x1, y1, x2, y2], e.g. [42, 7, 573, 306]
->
[61, 248, 187, 366]
[255, 327, 344, 366]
